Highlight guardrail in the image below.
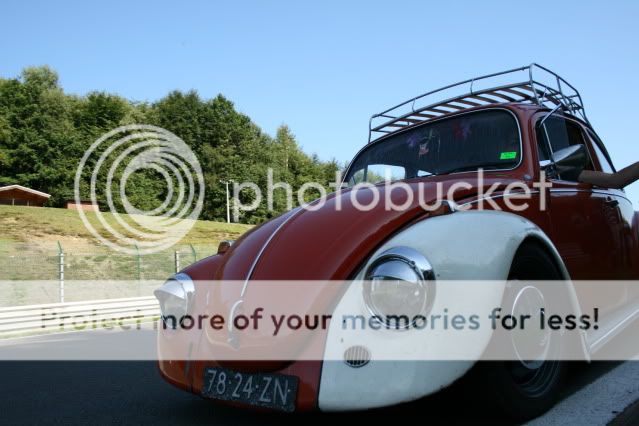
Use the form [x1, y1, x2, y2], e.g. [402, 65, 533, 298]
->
[0, 297, 159, 338]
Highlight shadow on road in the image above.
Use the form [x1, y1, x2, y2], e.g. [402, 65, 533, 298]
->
[0, 359, 623, 425]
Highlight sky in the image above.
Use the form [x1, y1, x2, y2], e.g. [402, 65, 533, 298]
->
[2, 0, 639, 206]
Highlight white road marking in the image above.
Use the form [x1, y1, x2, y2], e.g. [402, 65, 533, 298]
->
[527, 362, 639, 426]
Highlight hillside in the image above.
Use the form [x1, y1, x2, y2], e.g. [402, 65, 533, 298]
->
[0, 205, 252, 251]
[0, 205, 253, 284]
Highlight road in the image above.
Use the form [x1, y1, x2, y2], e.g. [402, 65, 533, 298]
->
[0, 328, 637, 425]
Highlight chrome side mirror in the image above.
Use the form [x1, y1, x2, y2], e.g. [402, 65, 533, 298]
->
[552, 144, 588, 180]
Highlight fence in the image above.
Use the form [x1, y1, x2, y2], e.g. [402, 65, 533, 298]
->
[0, 242, 218, 303]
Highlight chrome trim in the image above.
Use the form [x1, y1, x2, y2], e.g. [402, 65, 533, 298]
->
[343, 345, 371, 368]
[240, 207, 303, 298]
[539, 103, 563, 128]
[174, 272, 195, 301]
[548, 188, 631, 203]
[457, 186, 630, 209]
[585, 127, 617, 173]
[589, 307, 639, 354]
[154, 272, 195, 328]
[227, 299, 244, 348]
[457, 190, 540, 208]
[456, 186, 631, 209]
[343, 108, 525, 186]
[510, 285, 550, 369]
[548, 188, 598, 194]
[228, 207, 304, 346]
[535, 113, 596, 178]
[363, 247, 436, 330]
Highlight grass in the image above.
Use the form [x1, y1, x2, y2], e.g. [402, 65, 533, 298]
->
[0, 205, 253, 285]
[0, 205, 252, 252]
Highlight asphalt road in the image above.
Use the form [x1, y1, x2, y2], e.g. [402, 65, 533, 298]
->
[0, 331, 635, 425]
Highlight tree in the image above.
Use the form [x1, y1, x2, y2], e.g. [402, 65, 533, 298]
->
[0, 66, 339, 224]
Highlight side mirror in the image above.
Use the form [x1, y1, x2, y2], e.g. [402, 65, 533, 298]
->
[552, 144, 588, 180]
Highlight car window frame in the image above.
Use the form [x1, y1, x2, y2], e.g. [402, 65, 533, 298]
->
[535, 112, 596, 182]
[342, 107, 524, 186]
[584, 128, 617, 173]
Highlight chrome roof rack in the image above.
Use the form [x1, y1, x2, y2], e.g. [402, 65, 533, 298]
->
[368, 63, 588, 142]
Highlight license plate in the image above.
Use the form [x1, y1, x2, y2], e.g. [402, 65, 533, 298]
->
[201, 367, 298, 412]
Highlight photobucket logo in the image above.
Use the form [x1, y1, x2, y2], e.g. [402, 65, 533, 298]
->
[232, 168, 552, 218]
[74, 125, 204, 255]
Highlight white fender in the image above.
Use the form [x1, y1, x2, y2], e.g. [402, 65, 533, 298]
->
[318, 210, 587, 411]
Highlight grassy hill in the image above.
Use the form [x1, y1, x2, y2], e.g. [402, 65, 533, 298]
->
[0, 205, 251, 250]
[0, 205, 253, 284]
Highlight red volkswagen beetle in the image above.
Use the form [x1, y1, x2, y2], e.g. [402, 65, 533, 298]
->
[154, 64, 639, 420]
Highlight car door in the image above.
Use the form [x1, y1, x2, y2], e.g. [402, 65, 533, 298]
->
[536, 113, 626, 312]
[584, 128, 637, 281]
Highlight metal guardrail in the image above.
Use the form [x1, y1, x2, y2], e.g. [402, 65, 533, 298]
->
[0, 297, 159, 338]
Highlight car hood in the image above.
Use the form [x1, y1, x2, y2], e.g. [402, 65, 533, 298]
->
[213, 174, 522, 282]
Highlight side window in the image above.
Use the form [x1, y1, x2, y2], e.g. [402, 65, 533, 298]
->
[591, 142, 614, 174]
[545, 117, 587, 153]
[536, 130, 551, 162]
[587, 130, 615, 174]
[536, 115, 594, 180]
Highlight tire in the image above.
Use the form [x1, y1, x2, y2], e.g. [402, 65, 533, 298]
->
[478, 243, 565, 421]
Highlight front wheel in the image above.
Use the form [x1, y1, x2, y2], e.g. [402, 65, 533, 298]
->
[478, 243, 565, 421]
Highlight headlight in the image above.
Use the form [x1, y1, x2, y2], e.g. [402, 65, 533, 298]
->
[154, 272, 195, 329]
[363, 247, 435, 329]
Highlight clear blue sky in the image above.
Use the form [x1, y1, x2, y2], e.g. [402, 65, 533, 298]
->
[2, 0, 639, 206]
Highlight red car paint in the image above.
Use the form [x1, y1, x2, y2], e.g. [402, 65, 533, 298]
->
[158, 103, 639, 411]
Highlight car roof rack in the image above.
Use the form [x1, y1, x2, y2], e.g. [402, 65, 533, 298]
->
[368, 63, 589, 143]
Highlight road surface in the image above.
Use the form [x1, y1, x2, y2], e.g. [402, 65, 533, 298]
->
[0, 327, 637, 425]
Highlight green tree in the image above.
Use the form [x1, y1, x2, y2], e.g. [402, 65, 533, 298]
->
[0, 66, 341, 224]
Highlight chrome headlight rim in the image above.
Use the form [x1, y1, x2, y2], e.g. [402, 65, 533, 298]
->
[363, 246, 436, 330]
[154, 272, 195, 329]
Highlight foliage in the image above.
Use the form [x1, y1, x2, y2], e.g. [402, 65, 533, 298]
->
[0, 67, 340, 223]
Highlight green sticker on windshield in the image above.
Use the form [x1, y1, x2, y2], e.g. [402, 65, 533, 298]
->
[500, 151, 517, 160]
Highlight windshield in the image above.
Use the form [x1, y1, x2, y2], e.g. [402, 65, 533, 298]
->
[345, 110, 521, 186]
